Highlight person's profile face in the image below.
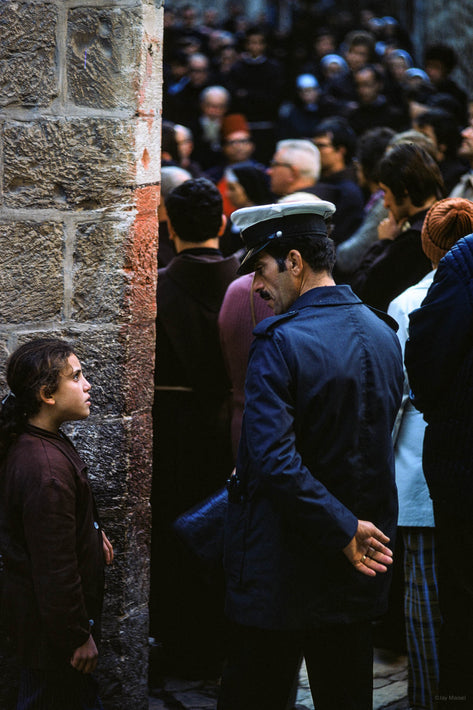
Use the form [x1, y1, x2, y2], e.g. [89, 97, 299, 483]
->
[252, 252, 298, 315]
[49, 354, 92, 425]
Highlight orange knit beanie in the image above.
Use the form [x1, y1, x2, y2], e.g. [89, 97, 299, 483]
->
[422, 197, 473, 264]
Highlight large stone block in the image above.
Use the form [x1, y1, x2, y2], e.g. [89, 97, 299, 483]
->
[65, 329, 127, 423]
[72, 203, 157, 326]
[125, 185, 159, 323]
[0, 2, 57, 107]
[424, 0, 473, 97]
[72, 218, 134, 322]
[121, 324, 156, 415]
[67, 6, 143, 110]
[0, 222, 64, 323]
[67, 410, 152, 506]
[3, 119, 135, 210]
[99, 605, 150, 710]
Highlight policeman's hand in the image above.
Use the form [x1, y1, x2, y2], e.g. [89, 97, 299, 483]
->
[102, 530, 114, 565]
[70, 635, 98, 674]
[342, 520, 393, 577]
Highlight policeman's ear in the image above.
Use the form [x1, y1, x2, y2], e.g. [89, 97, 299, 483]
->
[286, 249, 303, 275]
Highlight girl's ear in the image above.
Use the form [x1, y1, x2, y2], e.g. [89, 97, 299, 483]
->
[39, 385, 55, 406]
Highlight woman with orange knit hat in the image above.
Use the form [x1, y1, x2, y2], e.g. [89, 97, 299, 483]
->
[397, 198, 473, 709]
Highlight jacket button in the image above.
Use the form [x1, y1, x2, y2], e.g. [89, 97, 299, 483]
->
[94, 521, 99, 530]
[89, 619, 95, 627]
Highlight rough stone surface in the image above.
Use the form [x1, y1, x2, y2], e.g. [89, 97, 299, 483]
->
[422, 0, 473, 97]
[0, 2, 58, 107]
[67, 6, 143, 109]
[0, 222, 64, 323]
[72, 218, 135, 322]
[3, 119, 135, 210]
[0, 0, 162, 705]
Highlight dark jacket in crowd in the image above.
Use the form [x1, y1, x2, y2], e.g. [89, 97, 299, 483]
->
[154, 248, 240, 516]
[226, 55, 285, 123]
[347, 95, 409, 136]
[405, 235, 473, 517]
[0, 425, 105, 670]
[313, 168, 365, 246]
[151, 247, 239, 674]
[224, 286, 403, 630]
[351, 210, 432, 312]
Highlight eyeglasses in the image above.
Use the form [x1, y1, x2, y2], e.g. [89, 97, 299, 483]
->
[269, 160, 293, 169]
[225, 138, 252, 146]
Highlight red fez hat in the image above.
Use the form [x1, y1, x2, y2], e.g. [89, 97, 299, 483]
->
[221, 113, 250, 138]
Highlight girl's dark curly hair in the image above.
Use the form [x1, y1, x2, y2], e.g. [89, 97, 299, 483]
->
[0, 338, 73, 460]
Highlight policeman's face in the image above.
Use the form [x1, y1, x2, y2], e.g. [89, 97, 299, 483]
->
[252, 252, 298, 315]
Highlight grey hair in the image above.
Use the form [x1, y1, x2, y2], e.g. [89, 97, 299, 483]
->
[160, 166, 192, 200]
[275, 139, 321, 182]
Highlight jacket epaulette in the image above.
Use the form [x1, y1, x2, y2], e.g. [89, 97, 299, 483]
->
[253, 310, 298, 337]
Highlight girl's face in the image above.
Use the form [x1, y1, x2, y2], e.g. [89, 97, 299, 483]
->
[49, 354, 91, 425]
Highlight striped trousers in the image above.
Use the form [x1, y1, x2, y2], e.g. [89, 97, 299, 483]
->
[17, 666, 103, 710]
[402, 527, 441, 710]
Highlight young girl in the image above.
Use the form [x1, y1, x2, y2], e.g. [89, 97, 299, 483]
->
[0, 338, 113, 710]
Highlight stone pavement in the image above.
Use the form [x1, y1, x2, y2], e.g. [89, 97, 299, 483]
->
[149, 648, 409, 709]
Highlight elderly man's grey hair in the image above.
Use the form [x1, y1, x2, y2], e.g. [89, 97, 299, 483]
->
[160, 166, 192, 201]
[199, 85, 231, 106]
[276, 139, 321, 183]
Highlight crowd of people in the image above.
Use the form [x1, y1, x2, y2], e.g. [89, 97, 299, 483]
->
[153, 4, 473, 710]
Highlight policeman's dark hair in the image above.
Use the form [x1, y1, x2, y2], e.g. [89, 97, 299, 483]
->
[415, 108, 461, 160]
[313, 117, 358, 164]
[357, 126, 395, 184]
[379, 142, 445, 206]
[264, 234, 336, 276]
[0, 338, 73, 460]
[165, 177, 223, 243]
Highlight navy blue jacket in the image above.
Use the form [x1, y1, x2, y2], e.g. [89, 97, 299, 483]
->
[405, 235, 473, 515]
[224, 285, 403, 630]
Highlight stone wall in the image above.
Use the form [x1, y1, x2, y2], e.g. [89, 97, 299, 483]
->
[0, 1, 163, 708]
[423, 0, 473, 99]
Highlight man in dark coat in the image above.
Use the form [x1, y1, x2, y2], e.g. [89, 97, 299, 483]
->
[311, 117, 365, 245]
[150, 178, 239, 678]
[351, 142, 445, 311]
[218, 200, 403, 710]
[226, 26, 284, 164]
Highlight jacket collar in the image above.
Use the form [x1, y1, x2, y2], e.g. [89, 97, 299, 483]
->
[292, 285, 399, 331]
[292, 284, 361, 310]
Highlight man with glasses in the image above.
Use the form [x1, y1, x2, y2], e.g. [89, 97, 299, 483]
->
[311, 117, 365, 245]
[268, 139, 322, 200]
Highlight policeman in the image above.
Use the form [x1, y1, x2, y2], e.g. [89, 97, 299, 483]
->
[218, 201, 404, 710]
